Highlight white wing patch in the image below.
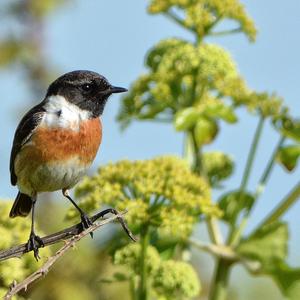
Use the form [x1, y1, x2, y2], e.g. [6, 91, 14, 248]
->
[42, 95, 91, 131]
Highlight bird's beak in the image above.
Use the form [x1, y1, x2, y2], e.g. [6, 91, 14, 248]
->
[110, 86, 128, 94]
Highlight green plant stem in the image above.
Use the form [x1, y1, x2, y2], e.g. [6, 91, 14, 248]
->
[183, 132, 192, 163]
[207, 116, 265, 299]
[257, 181, 300, 228]
[189, 238, 236, 260]
[188, 128, 224, 246]
[190, 128, 205, 176]
[228, 218, 248, 247]
[240, 116, 265, 194]
[204, 16, 222, 35]
[208, 27, 243, 37]
[164, 10, 196, 34]
[130, 277, 137, 300]
[255, 135, 286, 198]
[209, 259, 232, 300]
[207, 217, 224, 245]
[228, 116, 265, 245]
[229, 133, 284, 247]
[138, 226, 149, 300]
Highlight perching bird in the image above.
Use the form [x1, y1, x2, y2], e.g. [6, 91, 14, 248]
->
[9, 70, 127, 260]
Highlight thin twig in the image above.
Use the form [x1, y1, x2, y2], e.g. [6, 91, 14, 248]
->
[0, 208, 136, 262]
[3, 211, 136, 300]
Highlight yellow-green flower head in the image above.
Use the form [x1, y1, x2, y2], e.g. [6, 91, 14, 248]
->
[158, 207, 195, 238]
[217, 76, 251, 104]
[146, 40, 239, 86]
[273, 113, 300, 142]
[118, 39, 250, 127]
[71, 156, 220, 238]
[148, 0, 257, 41]
[246, 92, 283, 117]
[117, 198, 149, 227]
[153, 260, 201, 299]
[198, 44, 238, 82]
[114, 243, 161, 276]
[0, 200, 50, 292]
[114, 244, 201, 299]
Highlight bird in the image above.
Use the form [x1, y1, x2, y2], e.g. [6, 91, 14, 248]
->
[9, 70, 127, 260]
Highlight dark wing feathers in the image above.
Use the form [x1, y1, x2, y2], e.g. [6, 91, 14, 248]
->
[10, 104, 46, 185]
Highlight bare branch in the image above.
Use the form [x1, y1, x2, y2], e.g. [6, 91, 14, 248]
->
[3, 211, 136, 300]
[0, 208, 136, 262]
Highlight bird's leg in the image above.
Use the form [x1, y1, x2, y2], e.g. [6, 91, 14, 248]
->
[62, 189, 93, 238]
[26, 196, 44, 261]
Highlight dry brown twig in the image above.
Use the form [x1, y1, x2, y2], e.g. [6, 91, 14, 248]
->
[0, 208, 136, 262]
[2, 209, 136, 300]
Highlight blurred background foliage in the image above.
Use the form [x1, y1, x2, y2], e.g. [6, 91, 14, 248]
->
[0, 0, 299, 299]
[0, 0, 67, 96]
[0, 201, 50, 298]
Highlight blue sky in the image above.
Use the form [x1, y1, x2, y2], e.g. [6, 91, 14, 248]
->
[0, 0, 299, 266]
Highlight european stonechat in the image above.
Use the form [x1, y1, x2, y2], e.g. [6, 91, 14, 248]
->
[9, 70, 127, 259]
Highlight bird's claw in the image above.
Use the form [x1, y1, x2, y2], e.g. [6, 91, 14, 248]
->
[26, 232, 44, 261]
[80, 213, 94, 238]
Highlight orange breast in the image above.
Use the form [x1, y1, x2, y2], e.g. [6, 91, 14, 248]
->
[22, 117, 102, 165]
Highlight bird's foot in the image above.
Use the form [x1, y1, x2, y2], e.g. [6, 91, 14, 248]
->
[80, 213, 94, 238]
[26, 232, 44, 261]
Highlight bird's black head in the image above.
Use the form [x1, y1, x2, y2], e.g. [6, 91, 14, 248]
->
[46, 70, 127, 117]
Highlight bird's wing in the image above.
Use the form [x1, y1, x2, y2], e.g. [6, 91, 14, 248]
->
[10, 103, 46, 185]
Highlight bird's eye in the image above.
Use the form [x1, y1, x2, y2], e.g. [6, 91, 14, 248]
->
[81, 83, 93, 92]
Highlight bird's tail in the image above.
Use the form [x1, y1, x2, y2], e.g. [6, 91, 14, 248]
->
[9, 192, 33, 218]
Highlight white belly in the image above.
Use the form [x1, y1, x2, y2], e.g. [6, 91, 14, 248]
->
[17, 157, 89, 195]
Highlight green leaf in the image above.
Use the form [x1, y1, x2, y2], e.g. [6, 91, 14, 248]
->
[218, 191, 254, 225]
[194, 117, 218, 146]
[204, 102, 238, 123]
[287, 279, 300, 300]
[174, 107, 199, 131]
[237, 222, 288, 270]
[277, 145, 300, 171]
[238, 222, 300, 299]
[269, 261, 300, 300]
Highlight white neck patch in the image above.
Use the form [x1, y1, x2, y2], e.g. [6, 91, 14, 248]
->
[42, 95, 91, 130]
